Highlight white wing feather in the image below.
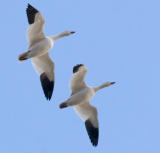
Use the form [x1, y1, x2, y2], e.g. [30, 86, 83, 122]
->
[74, 102, 98, 128]
[31, 53, 54, 81]
[27, 12, 46, 46]
[70, 67, 87, 95]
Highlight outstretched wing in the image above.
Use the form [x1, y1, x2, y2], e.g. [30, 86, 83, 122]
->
[26, 4, 46, 46]
[70, 65, 87, 95]
[32, 53, 54, 100]
[74, 102, 99, 146]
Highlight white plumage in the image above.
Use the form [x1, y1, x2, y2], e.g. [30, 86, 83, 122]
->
[18, 4, 75, 100]
[60, 64, 115, 146]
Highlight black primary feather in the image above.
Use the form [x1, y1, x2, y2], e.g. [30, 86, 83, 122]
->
[26, 4, 39, 24]
[40, 73, 54, 100]
[85, 119, 99, 146]
[73, 64, 84, 73]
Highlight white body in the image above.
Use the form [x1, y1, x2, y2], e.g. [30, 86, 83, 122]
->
[67, 87, 95, 106]
[28, 37, 54, 58]
[18, 4, 75, 100]
[60, 64, 115, 146]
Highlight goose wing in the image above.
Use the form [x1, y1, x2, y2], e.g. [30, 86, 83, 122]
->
[26, 4, 46, 46]
[70, 65, 87, 95]
[32, 53, 54, 100]
[74, 102, 99, 146]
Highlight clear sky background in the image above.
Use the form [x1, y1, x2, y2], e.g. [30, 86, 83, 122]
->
[0, 0, 160, 153]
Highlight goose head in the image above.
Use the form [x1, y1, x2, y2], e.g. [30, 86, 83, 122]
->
[61, 30, 75, 37]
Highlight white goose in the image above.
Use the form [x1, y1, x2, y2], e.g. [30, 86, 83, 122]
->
[59, 64, 115, 146]
[18, 4, 75, 100]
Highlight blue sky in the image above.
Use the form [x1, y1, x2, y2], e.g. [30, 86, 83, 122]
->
[0, 0, 160, 153]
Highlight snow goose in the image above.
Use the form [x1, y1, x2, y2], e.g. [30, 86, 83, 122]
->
[18, 4, 75, 100]
[59, 64, 115, 146]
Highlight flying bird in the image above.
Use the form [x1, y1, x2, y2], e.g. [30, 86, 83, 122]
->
[18, 4, 75, 100]
[59, 64, 115, 146]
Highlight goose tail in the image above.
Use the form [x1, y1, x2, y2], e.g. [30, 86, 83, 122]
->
[18, 51, 30, 62]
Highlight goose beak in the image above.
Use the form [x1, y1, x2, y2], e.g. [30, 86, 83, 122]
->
[70, 31, 75, 34]
[110, 82, 116, 85]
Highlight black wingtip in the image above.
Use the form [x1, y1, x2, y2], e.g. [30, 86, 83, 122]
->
[28, 3, 31, 7]
[26, 3, 39, 24]
[73, 64, 84, 73]
[27, 3, 36, 11]
[85, 120, 99, 146]
[40, 73, 54, 101]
